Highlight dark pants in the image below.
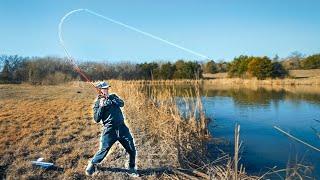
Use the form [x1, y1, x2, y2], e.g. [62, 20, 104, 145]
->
[91, 124, 136, 168]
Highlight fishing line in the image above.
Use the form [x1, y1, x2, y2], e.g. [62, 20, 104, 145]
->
[59, 9, 209, 60]
[58, 9, 210, 93]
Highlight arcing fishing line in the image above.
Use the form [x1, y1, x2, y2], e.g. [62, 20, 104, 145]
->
[58, 9, 210, 94]
[58, 9, 210, 62]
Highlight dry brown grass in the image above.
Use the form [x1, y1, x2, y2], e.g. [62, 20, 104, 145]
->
[203, 69, 320, 80]
[288, 69, 320, 78]
[0, 80, 257, 179]
[203, 77, 320, 86]
[203, 73, 228, 79]
[0, 83, 99, 179]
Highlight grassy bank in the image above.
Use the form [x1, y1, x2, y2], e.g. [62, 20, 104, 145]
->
[124, 76, 320, 87]
[203, 69, 320, 86]
[203, 77, 320, 86]
[0, 81, 257, 179]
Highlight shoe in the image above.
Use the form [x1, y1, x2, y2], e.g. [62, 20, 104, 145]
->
[128, 167, 139, 177]
[85, 162, 96, 176]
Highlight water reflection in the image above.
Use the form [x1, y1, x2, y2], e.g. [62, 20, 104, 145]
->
[204, 88, 286, 109]
[202, 86, 320, 107]
[153, 84, 320, 108]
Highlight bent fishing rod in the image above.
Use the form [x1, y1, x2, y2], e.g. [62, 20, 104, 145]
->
[58, 9, 105, 97]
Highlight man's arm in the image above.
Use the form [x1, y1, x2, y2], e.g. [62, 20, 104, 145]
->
[110, 94, 124, 107]
[93, 98, 103, 123]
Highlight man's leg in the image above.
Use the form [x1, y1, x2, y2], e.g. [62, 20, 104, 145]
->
[118, 125, 136, 169]
[92, 128, 117, 164]
[86, 128, 117, 175]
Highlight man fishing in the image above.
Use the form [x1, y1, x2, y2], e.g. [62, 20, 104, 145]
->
[85, 81, 137, 176]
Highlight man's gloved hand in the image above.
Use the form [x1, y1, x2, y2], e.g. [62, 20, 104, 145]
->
[111, 98, 118, 105]
[99, 98, 105, 107]
[99, 97, 113, 107]
[104, 99, 113, 106]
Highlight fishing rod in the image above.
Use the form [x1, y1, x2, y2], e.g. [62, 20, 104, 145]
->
[58, 9, 104, 96]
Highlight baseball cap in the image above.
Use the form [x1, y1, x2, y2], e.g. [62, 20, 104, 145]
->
[96, 81, 111, 89]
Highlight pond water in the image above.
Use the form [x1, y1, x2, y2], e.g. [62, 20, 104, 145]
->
[149, 84, 320, 178]
[201, 86, 320, 178]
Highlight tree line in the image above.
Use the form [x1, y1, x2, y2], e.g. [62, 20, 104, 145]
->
[0, 55, 202, 84]
[1, 52, 319, 84]
[203, 52, 320, 79]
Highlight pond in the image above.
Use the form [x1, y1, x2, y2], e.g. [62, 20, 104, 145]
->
[201, 85, 320, 178]
[148, 84, 320, 178]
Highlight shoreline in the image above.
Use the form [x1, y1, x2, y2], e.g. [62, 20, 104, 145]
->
[127, 77, 320, 86]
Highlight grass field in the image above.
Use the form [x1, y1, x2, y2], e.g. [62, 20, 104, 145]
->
[288, 69, 320, 78]
[203, 69, 320, 83]
[0, 81, 257, 179]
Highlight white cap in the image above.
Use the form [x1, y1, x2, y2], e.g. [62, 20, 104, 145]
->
[96, 81, 111, 89]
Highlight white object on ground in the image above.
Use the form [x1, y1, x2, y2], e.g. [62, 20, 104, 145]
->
[31, 158, 54, 168]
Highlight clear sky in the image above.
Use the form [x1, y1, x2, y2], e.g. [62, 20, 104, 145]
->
[1, 0, 319, 63]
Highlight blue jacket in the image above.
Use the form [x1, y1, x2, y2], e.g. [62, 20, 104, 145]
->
[93, 93, 125, 130]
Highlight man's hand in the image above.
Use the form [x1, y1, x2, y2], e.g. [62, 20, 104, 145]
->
[99, 98, 106, 107]
[99, 97, 113, 107]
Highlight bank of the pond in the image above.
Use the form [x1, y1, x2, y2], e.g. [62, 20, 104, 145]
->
[132, 77, 320, 86]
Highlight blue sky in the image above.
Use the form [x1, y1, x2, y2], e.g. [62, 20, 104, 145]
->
[1, 0, 319, 63]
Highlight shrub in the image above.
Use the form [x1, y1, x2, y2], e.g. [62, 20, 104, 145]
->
[301, 54, 320, 69]
[247, 56, 273, 80]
